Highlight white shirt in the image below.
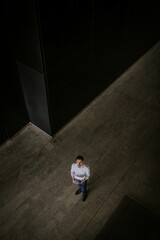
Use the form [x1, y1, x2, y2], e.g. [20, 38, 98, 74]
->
[71, 163, 90, 181]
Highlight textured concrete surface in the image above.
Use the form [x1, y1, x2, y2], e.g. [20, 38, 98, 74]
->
[0, 41, 160, 239]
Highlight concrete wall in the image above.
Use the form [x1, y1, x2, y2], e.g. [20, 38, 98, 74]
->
[1, 0, 160, 145]
[38, 0, 160, 132]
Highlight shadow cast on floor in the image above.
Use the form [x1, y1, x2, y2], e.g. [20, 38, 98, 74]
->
[95, 195, 160, 240]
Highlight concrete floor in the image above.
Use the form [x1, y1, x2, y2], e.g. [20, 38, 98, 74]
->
[0, 41, 160, 240]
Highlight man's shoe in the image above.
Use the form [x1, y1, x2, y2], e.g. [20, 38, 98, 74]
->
[75, 189, 81, 195]
[82, 195, 87, 201]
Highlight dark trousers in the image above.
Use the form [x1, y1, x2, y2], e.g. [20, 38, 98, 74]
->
[78, 180, 87, 196]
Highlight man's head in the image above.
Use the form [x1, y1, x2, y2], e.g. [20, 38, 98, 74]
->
[76, 155, 84, 167]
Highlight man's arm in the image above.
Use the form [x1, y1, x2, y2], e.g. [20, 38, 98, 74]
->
[81, 166, 90, 182]
[71, 163, 75, 180]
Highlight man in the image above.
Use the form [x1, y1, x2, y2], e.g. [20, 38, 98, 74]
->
[71, 155, 90, 201]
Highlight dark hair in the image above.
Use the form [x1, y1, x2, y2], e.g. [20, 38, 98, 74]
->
[76, 155, 84, 161]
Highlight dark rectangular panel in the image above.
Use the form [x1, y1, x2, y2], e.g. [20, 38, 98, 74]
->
[2, 49, 29, 139]
[17, 62, 51, 135]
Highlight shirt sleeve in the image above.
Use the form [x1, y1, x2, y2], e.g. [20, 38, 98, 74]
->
[71, 163, 75, 178]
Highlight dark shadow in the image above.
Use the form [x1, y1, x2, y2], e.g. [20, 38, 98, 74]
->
[95, 195, 160, 240]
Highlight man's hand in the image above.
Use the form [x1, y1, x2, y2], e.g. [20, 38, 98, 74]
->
[81, 178, 86, 183]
